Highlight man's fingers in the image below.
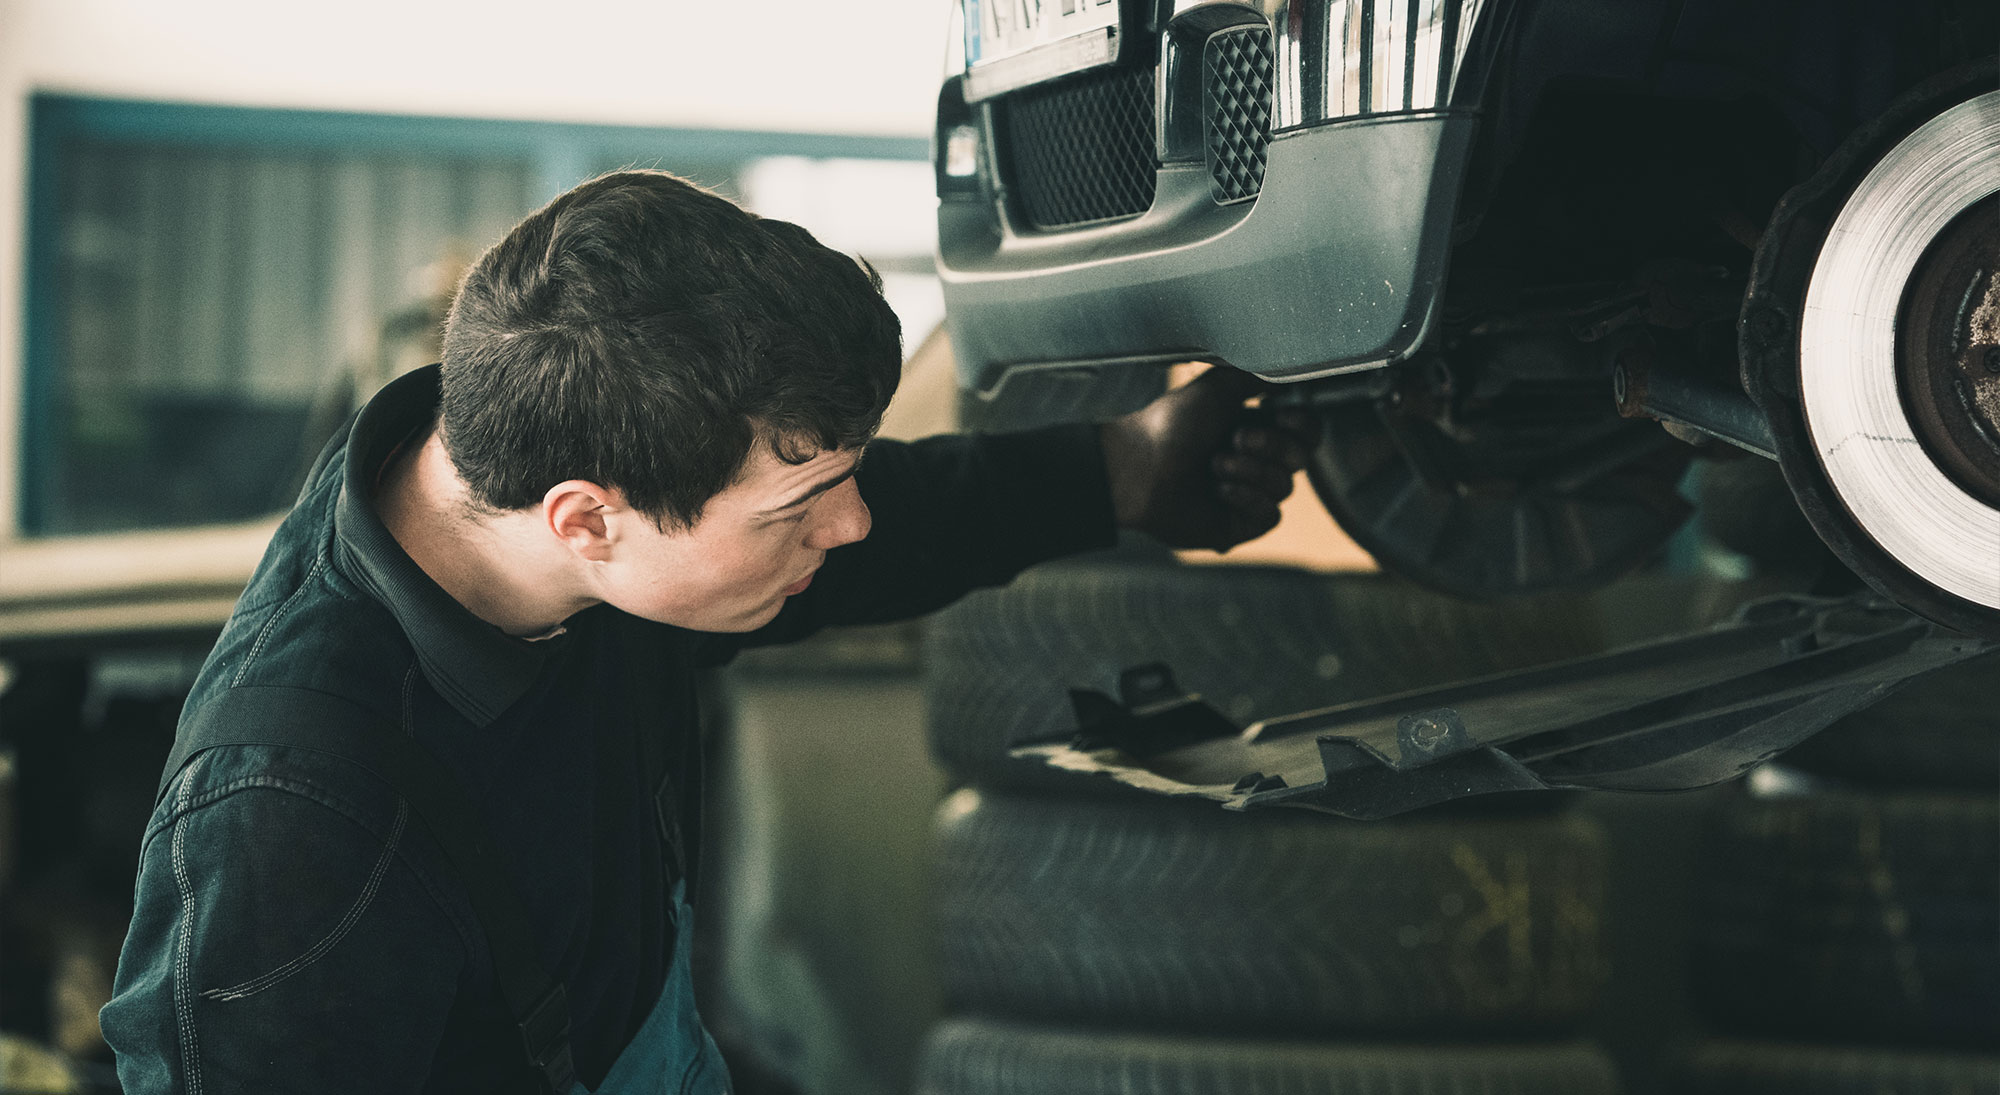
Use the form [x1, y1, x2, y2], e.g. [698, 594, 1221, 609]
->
[1216, 479, 1286, 525]
[1115, 365, 1311, 550]
[1233, 424, 1310, 471]
[1214, 453, 1295, 502]
[1240, 506, 1283, 541]
[1274, 411, 1317, 461]
[1217, 486, 1284, 549]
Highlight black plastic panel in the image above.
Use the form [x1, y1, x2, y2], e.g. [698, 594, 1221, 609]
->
[995, 66, 1158, 230]
[1202, 25, 1275, 203]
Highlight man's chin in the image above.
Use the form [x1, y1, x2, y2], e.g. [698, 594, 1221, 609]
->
[624, 596, 786, 634]
[723, 593, 794, 633]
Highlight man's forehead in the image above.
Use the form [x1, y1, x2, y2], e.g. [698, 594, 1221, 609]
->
[734, 442, 861, 497]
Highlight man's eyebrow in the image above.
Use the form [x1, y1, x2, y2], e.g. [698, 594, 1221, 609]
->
[760, 456, 863, 515]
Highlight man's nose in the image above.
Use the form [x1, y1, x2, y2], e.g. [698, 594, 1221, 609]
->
[806, 478, 870, 549]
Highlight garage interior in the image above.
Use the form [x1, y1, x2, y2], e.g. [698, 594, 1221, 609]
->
[1, 2, 1996, 1093]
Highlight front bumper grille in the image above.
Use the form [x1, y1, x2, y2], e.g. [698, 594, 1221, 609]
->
[994, 65, 1159, 231]
[1203, 26, 1275, 203]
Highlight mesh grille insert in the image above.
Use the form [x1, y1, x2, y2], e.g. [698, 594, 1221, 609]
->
[995, 66, 1158, 231]
[1202, 26, 1275, 204]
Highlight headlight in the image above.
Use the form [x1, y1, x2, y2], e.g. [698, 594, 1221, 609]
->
[943, 123, 982, 179]
[934, 75, 987, 197]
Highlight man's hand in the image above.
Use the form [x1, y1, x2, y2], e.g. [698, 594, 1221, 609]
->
[1099, 365, 1312, 551]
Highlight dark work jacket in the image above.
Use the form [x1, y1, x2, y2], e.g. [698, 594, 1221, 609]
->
[100, 365, 1117, 1093]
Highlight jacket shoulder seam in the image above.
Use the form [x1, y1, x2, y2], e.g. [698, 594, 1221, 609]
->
[231, 551, 332, 686]
[146, 768, 485, 961]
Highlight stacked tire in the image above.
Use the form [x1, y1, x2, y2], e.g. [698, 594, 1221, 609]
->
[916, 562, 1627, 1095]
[1673, 656, 2000, 1093]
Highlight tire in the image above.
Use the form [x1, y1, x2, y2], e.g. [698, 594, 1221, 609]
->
[1775, 654, 2000, 790]
[923, 562, 1603, 791]
[932, 789, 1608, 1035]
[1673, 1039, 2000, 1094]
[916, 1019, 1623, 1095]
[1691, 788, 1999, 1044]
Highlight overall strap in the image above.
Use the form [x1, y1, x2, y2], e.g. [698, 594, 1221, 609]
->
[157, 685, 579, 1094]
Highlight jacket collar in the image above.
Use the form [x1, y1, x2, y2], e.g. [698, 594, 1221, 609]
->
[332, 365, 554, 726]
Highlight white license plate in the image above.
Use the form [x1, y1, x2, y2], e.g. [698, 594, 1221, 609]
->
[964, 0, 1126, 101]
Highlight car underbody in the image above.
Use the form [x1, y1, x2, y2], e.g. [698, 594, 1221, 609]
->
[934, 0, 2000, 805]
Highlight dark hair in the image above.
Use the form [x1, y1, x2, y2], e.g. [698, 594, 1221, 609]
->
[438, 169, 902, 527]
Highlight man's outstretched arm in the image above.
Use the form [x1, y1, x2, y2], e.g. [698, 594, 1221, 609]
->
[717, 365, 1307, 653]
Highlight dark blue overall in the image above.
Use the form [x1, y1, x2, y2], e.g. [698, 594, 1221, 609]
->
[570, 882, 728, 1095]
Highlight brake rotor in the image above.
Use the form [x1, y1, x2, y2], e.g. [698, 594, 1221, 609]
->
[1754, 73, 2000, 635]
[1304, 367, 1693, 599]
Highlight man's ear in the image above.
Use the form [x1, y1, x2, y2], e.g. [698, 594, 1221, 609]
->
[543, 480, 621, 563]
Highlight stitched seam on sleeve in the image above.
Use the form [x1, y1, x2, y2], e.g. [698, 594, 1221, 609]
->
[232, 552, 328, 686]
[170, 755, 208, 1095]
[168, 774, 383, 831]
[199, 799, 410, 1002]
[160, 769, 487, 980]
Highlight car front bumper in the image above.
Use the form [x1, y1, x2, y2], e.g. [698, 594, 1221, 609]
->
[939, 109, 1478, 421]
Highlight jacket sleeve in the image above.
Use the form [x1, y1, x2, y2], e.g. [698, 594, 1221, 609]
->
[701, 424, 1120, 660]
[101, 754, 472, 1094]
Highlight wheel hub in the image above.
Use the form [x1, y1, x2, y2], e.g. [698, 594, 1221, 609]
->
[1898, 191, 2000, 509]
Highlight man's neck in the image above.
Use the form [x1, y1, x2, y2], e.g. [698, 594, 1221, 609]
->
[373, 430, 597, 637]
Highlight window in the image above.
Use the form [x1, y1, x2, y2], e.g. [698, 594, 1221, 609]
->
[22, 96, 932, 536]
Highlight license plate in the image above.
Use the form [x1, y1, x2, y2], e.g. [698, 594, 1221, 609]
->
[964, 0, 1126, 102]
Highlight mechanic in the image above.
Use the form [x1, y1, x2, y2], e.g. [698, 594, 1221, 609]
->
[98, 169, 1307, 1094]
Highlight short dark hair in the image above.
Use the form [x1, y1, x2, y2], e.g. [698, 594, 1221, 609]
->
[438, 170, 902, 527]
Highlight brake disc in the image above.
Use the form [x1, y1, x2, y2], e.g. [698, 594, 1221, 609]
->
[1801, 92, 2000, 611]
[1744, 62, 2000, 637]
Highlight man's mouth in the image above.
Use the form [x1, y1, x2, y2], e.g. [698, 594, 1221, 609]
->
[782, 572, 815, 597]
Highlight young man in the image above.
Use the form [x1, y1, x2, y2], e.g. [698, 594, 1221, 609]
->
[101, 170, 1304, 1093]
